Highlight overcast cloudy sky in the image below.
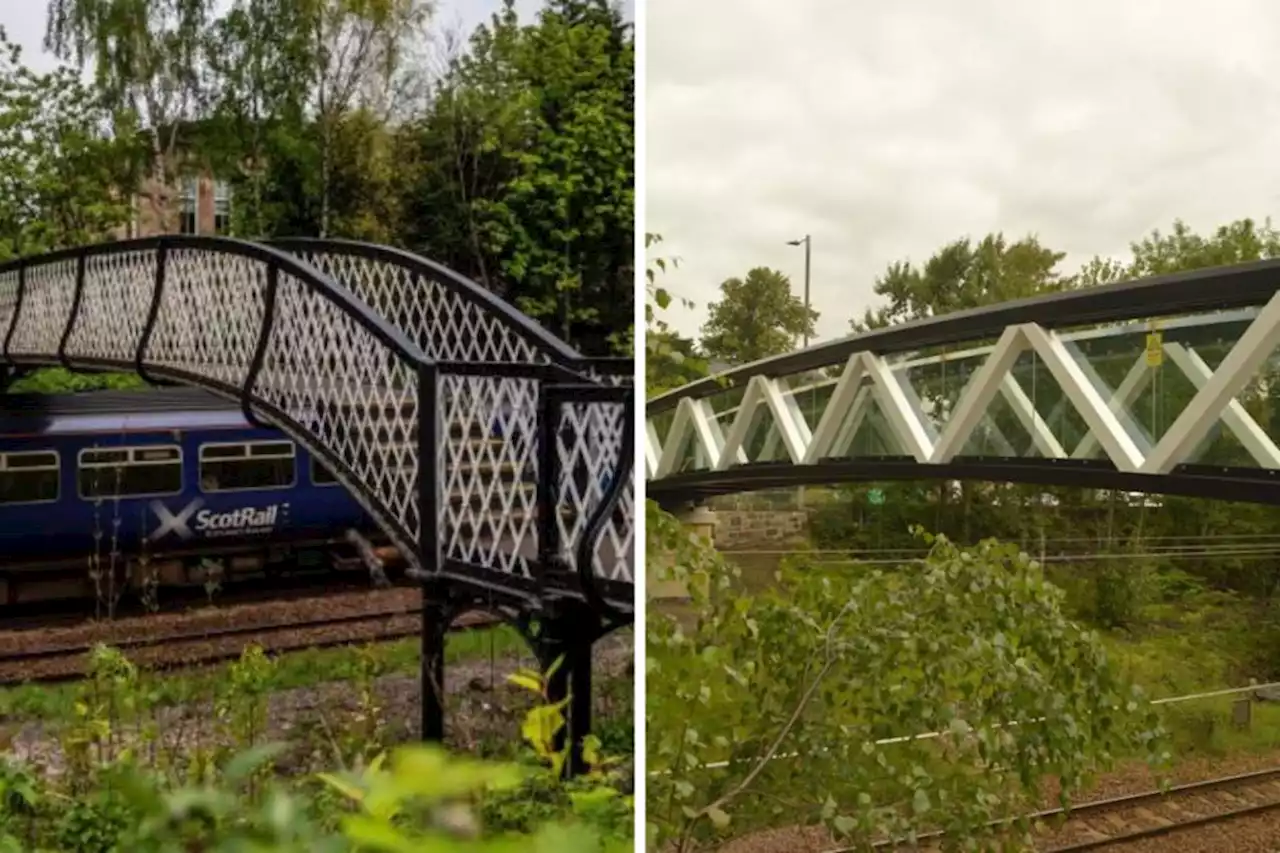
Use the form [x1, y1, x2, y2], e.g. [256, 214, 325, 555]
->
[648, 0, 1280, 342]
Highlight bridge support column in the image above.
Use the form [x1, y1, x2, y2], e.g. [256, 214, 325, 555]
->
[649, 503, 718, 601]
[529, 602, 601, 778]
[419, 577, 451, 742]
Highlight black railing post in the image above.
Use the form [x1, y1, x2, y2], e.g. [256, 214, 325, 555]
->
[417, 358, 447, 742]
[567, 633, 593, 776]
[4, 265, 25, 364]
[537, 379, 565, 583]
[136, 241, 169, 383]
[57, 254, 87, 369]
[242, 264, 280, 428]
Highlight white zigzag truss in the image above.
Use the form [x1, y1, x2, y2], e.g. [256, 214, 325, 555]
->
[647, 291, 1280, 482]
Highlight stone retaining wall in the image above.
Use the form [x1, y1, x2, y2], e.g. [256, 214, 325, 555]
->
[714, 510, 809, 549]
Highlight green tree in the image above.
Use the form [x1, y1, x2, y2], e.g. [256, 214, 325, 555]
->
[45, 0, 216, 232]
[1127, 217, 1280, 276]
[646, 329, 707, 397]
[700, 267, 817, 364]
[0, 27, 143, 259]
[853, 233, 1067, 331]
[398, 0, 634, 355]
[646, 503, 1164, 850]
[645, 232, 707, 396]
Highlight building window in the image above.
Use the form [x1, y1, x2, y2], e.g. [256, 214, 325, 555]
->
[199, 441, 295, 492]
[0, 450, 60, 505]
[178, 177, 198, 234]
[311, 456, 339, 486]
[214, 180, 232, 234]
[79, 446, 183, 499]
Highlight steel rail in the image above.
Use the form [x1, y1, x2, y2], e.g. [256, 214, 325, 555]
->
[0, 609, 500, 685]
[824, 765, 1280, 851]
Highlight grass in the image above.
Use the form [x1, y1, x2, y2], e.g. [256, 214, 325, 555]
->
[1093, 589, 1280, 762]
[0, 622, 529, 721]
[1101, 592, 1252, 699]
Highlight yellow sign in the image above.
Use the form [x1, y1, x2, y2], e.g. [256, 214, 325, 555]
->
[1145, 325, 1163, 367]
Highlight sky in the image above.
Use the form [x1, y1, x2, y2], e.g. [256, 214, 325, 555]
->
[648, 0, 1280, 343]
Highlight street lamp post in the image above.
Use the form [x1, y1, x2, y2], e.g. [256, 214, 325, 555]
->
[787, 234, 811, 349]
[787, 234, 813, 510]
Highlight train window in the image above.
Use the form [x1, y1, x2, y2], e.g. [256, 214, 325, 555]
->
[199, 441, 295, 492]
[311, 456, 339, 486]
[78, 445, 182, 499]
[0, 450, 59, 505]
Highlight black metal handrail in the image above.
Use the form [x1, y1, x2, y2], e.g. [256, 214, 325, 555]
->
[649, 258, 1280, 413]
[1, 235, 428, 367]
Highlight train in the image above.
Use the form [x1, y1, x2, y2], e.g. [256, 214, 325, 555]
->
[0, 386, 399, 607]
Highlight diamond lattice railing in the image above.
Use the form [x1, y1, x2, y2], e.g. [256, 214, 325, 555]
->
[647, 284, 1280, 494]
[0, 240, 433, 566]
[0, 237, 634, 604]
[556, 398, 633, 586]
[274, 240, 634, 589]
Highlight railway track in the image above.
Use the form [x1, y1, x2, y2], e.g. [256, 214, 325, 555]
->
[0, 574, 416, 632]
[851, 766, 1280, 851]
[1033, 766, 1280, 850]
[0, 591, 499, 685]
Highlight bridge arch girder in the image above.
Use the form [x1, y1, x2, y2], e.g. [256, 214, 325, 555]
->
[648, 258, 1280, 504]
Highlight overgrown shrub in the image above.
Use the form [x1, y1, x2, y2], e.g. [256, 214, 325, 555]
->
[0, 644, 633, 851]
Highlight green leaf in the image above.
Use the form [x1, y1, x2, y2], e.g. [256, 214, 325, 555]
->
[222, 741, 288, 786]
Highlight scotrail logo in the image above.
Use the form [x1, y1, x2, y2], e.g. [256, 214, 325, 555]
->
[150, 499, 286, 541]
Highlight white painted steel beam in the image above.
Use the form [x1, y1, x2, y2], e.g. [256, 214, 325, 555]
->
[930, 326, 1026, 464]
[1070, 353, 1154, 460]
[1143, 290, 1280, 475]
[1019, 324, 1145, 472]
[1163, 342, 1280, 470]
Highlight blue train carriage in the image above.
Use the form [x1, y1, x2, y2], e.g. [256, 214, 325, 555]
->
[0, 387, 391, 606]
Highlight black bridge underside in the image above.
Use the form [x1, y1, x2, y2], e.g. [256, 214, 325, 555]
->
[648, 458, 1280, 508]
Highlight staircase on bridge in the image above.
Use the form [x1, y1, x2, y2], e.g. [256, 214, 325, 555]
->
[0, 235, 633, 767]
[648, 260, 1280, 506]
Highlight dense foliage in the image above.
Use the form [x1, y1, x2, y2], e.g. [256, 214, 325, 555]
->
[646, 502, 1164, 850]
[0, 645, 632, 852]
[0, 27, 144, 260]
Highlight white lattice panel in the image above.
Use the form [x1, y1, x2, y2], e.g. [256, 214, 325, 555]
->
[291, 250, 543, 364]
[5, 245, 431, 558]
[65, 251, 156, 363]
[7, 259, 77, 357]
[557, 400, 633, 584]
[293, 245, 635, 589]
[437, 374, 540, 577]
[0, 268, 20, 344]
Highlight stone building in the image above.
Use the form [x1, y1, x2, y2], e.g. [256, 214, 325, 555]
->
[113, 171, 233, 239]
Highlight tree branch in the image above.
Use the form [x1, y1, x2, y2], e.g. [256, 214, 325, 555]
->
[676, 599, 857, 851]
